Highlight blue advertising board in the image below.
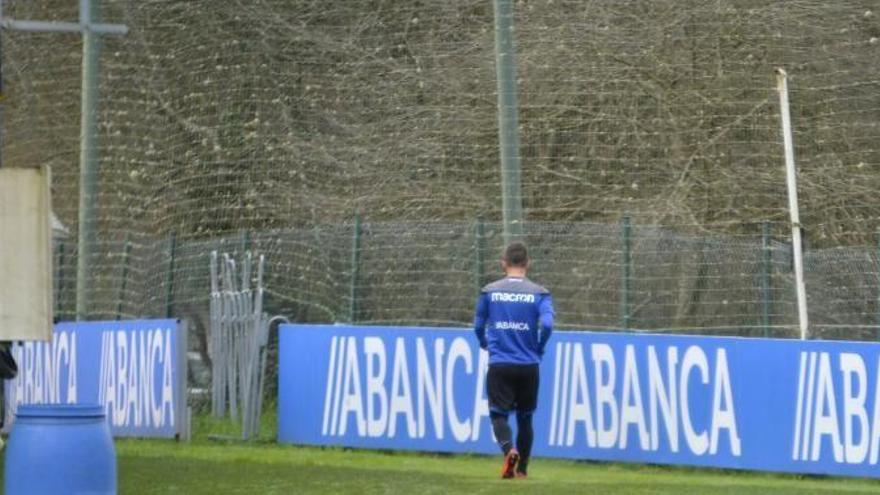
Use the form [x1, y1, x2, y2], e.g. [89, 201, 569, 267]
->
[4, 319, 188, 438]
[279, 324, 880, 478]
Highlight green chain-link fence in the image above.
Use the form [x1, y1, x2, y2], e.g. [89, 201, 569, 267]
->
[53, 219, 880, 340]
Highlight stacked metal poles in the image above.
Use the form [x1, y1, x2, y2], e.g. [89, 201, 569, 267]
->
[209, 250, 270, 439]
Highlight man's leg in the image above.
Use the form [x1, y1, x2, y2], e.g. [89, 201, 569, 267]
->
[487, 365, 520, 478]
[492, 411, 519, 478]
[514, 364, 540, 477]
[515, 412, 534, 475]
[488, 365, 516, 454]
[490, 412, 513, 455]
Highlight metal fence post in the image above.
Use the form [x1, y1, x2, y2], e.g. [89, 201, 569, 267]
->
[761, 222, 773, 337]
[348, 214, 361, 323]
[620, 216, 632, 330]
[876, 229, 880, 341]
[241, 229, 251, 254]
[55, 240, 65, 318]
[474, 216, 486, 292]
[164, 231, 177, 318]
[116, 232, 131, 320]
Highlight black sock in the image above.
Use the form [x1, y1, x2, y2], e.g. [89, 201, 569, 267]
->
[490, 412, 513, 454]
[516, 412, 534, 472]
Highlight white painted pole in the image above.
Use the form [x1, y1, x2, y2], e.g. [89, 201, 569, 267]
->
[776, 68, 809, 340]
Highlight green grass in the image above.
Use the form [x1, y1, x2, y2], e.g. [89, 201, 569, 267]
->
[110, 440, 880, 495]
[4, 410, 879, 493]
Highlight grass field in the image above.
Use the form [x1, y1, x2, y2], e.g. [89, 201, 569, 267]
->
[2, 435, 879, 494]
[109, 440, 880, 495]
[2, 414, 878, 493]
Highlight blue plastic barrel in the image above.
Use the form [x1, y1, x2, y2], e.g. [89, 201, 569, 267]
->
[4, 404, 116, 495]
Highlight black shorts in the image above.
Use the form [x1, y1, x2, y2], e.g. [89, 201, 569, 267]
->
[487, 363, 539, 415]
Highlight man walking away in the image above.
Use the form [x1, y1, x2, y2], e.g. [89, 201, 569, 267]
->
[474, 242, 554, 479]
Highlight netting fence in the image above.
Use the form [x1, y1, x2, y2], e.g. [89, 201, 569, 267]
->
[3, 1, 880, 348]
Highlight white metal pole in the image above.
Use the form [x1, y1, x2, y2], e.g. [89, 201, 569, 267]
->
[776, 68, 809, 340]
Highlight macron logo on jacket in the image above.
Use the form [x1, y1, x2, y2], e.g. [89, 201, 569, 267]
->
[490, 292, 535, 303]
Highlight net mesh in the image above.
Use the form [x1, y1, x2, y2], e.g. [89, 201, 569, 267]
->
[1, 0, 879, 339]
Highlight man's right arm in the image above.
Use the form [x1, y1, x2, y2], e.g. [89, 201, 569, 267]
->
[473, 292, 489, 350]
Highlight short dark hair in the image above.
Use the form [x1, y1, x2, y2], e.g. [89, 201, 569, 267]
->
[503, 242, 529, 268]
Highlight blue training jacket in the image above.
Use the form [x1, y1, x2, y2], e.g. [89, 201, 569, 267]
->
[473, 276, 555, 365]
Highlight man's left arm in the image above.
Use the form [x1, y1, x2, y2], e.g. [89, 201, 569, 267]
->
[537, 294, 555, 356]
